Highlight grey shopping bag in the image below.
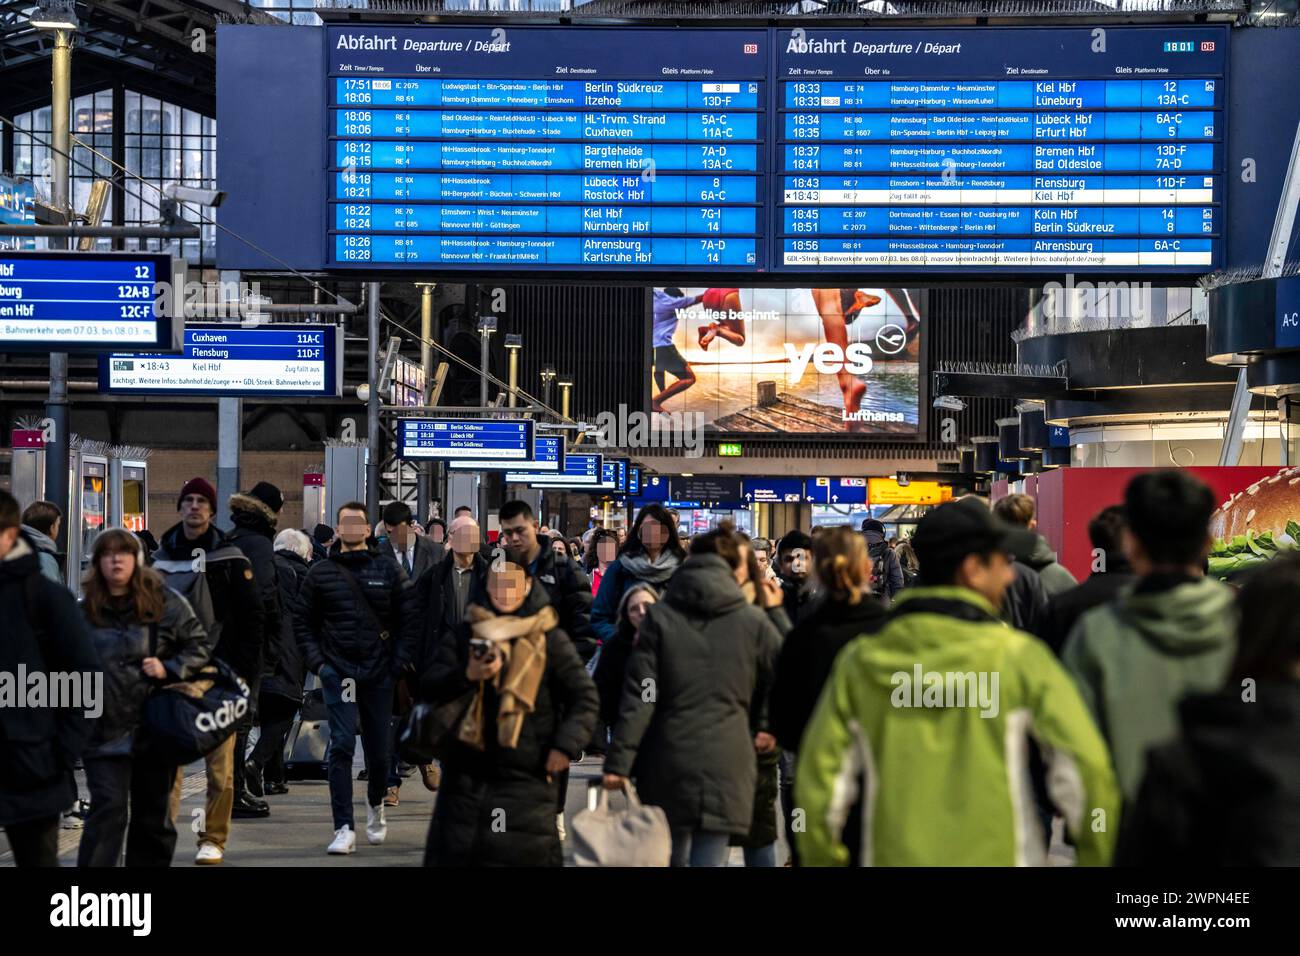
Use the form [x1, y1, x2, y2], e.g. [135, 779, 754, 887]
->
[571, 780, 671, 867]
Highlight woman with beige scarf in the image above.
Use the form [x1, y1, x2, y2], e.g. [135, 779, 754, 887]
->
[421, 562, 599, 866]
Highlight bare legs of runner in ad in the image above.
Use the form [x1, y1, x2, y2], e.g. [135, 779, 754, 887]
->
[810, 288, 880, 419]
[698, 290, 747, 350]
[652, 365, 697, 413]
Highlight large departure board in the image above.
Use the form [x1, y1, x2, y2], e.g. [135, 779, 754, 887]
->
[322, 24, 1225, 274]
[328, 25, 768, 269]
[774, 26, 1225, 270]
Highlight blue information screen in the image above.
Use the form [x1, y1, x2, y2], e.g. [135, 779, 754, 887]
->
[744, 478, 806, 503]
[447, 434, 565, 472]
[328, 25, 767, 269]
[398, 418, 535, 460]
[99, 324, 343, 397]
[321, 24, 1225, 275]
[0, 251, 178, 352]
[775, 26, 1225, 271]
[508, 452, 603, 485]
[804, 477, 869, 504]
[628, 467, 642, 497]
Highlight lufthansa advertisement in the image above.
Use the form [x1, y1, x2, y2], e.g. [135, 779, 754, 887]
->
[649, 286, 923, 435]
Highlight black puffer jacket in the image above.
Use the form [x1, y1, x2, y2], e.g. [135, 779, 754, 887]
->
[0, 533, 102, 826]
[604, 554, 783, 835]
[1117, 681, 1300, 866]
[153, 522, 264, 681]
[523, 547, 596, 662]
[226, 493, 280, 669]
[423, 583, 599, 866]
[82, 586, 210, 758]
[263, 550, 309, 701]
[293, 543, 419, 682]
[770, 595, 887, 752]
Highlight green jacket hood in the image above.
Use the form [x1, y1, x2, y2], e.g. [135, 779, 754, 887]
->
[1119, 577, 1237, 655]
[1024, 534, 1058, 570]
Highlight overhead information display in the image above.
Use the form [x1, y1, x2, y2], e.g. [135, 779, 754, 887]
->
[317, 24, 1225, 275]
[398, 418, 535, 460]
[775, 26, 1225, 270]
[99, 325, 343, 396]
[328, 25, 768, 269]
[508, 452, 603, 486]
[447, 434, 565, 472]
[0, 252, 179, 351]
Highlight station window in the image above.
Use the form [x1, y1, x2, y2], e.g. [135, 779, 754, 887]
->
[10, 89, 217, 264]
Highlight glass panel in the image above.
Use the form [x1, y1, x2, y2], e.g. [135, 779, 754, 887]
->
[183, 109, 202, 136]
[141, 97, 161, 134]
[162, 101, 180, 137]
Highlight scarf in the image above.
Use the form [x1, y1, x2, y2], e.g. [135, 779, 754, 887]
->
[619, 549, 680, 585]
[458, 603, 558, 750]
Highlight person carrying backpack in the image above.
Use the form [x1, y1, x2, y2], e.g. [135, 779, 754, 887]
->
[150, 477, 264, 865]
[861, 519, 904, 604]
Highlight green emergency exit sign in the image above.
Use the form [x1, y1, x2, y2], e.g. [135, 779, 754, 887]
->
[719, 442, 743, 457]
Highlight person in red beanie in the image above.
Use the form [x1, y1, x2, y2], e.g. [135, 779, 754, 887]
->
[149, 476, 264, 865]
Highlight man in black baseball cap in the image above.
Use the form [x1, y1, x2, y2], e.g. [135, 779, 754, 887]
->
[910, 497, 1040, 612]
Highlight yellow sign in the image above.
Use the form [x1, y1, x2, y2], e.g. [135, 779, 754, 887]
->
[868, 478, 950, 506]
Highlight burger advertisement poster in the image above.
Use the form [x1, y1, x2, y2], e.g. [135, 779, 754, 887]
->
[1209, 466, 1300, 581]
[649, 287, 924, 436]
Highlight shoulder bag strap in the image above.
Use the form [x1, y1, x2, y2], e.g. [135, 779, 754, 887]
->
[337, 564, 390, 642]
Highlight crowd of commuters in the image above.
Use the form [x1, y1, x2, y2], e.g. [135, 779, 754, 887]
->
[1, 466, 1297, 867]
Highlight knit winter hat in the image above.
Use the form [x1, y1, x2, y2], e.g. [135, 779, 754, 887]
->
[247, 481, 284, 514]
[178, 477, 217, 512]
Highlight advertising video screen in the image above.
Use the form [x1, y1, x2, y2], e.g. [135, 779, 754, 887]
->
[650, 286, 922, 435]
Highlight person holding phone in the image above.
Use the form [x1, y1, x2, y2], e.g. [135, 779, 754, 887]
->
[421, 561, 598, 867]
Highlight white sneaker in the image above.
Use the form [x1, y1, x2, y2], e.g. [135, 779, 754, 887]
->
[194, 842, 223, 865]
[365, 805, 387, 845]
[327, 825, 356, 855]
[556, 811, 566, 842]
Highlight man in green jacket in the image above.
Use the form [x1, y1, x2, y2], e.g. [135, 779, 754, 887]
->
[794, 497, 1121, 866]
[1063, 470, 1237, 807]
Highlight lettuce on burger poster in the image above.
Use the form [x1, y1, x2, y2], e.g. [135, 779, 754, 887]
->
[1209, 466, 1300, 580]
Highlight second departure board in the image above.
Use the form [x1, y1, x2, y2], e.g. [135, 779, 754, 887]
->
[328, 25, 768, 269]
[774, 26, 1225, 270]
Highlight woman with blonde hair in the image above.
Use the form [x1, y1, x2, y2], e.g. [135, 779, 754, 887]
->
[769, 525, 887, 865]
[77, 528, 210, 866]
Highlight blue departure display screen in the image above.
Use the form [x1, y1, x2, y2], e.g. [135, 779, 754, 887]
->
[508, 452, 603, 486]
[775, 26, 1225, 271]
[446, 434, 565, 472]
[328, 25, 767, 269]
[99, 324, 342, 396]
[398, 418, 535, 460]
[0, 251, 178, 351]
[325, 24, 1225, 274]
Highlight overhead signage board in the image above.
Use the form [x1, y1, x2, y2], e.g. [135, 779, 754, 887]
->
[448, 434, 565, 472]
[805, 476, 868, 504]
[99, 324, 343, 397]
[398, 418, 535, 460]
[744, 477, 806, 503]
[867, 477, 949, 506]
[671, 475, 744, 501]
[0, 251, 180, 352]
[510, 452, 603, 486]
